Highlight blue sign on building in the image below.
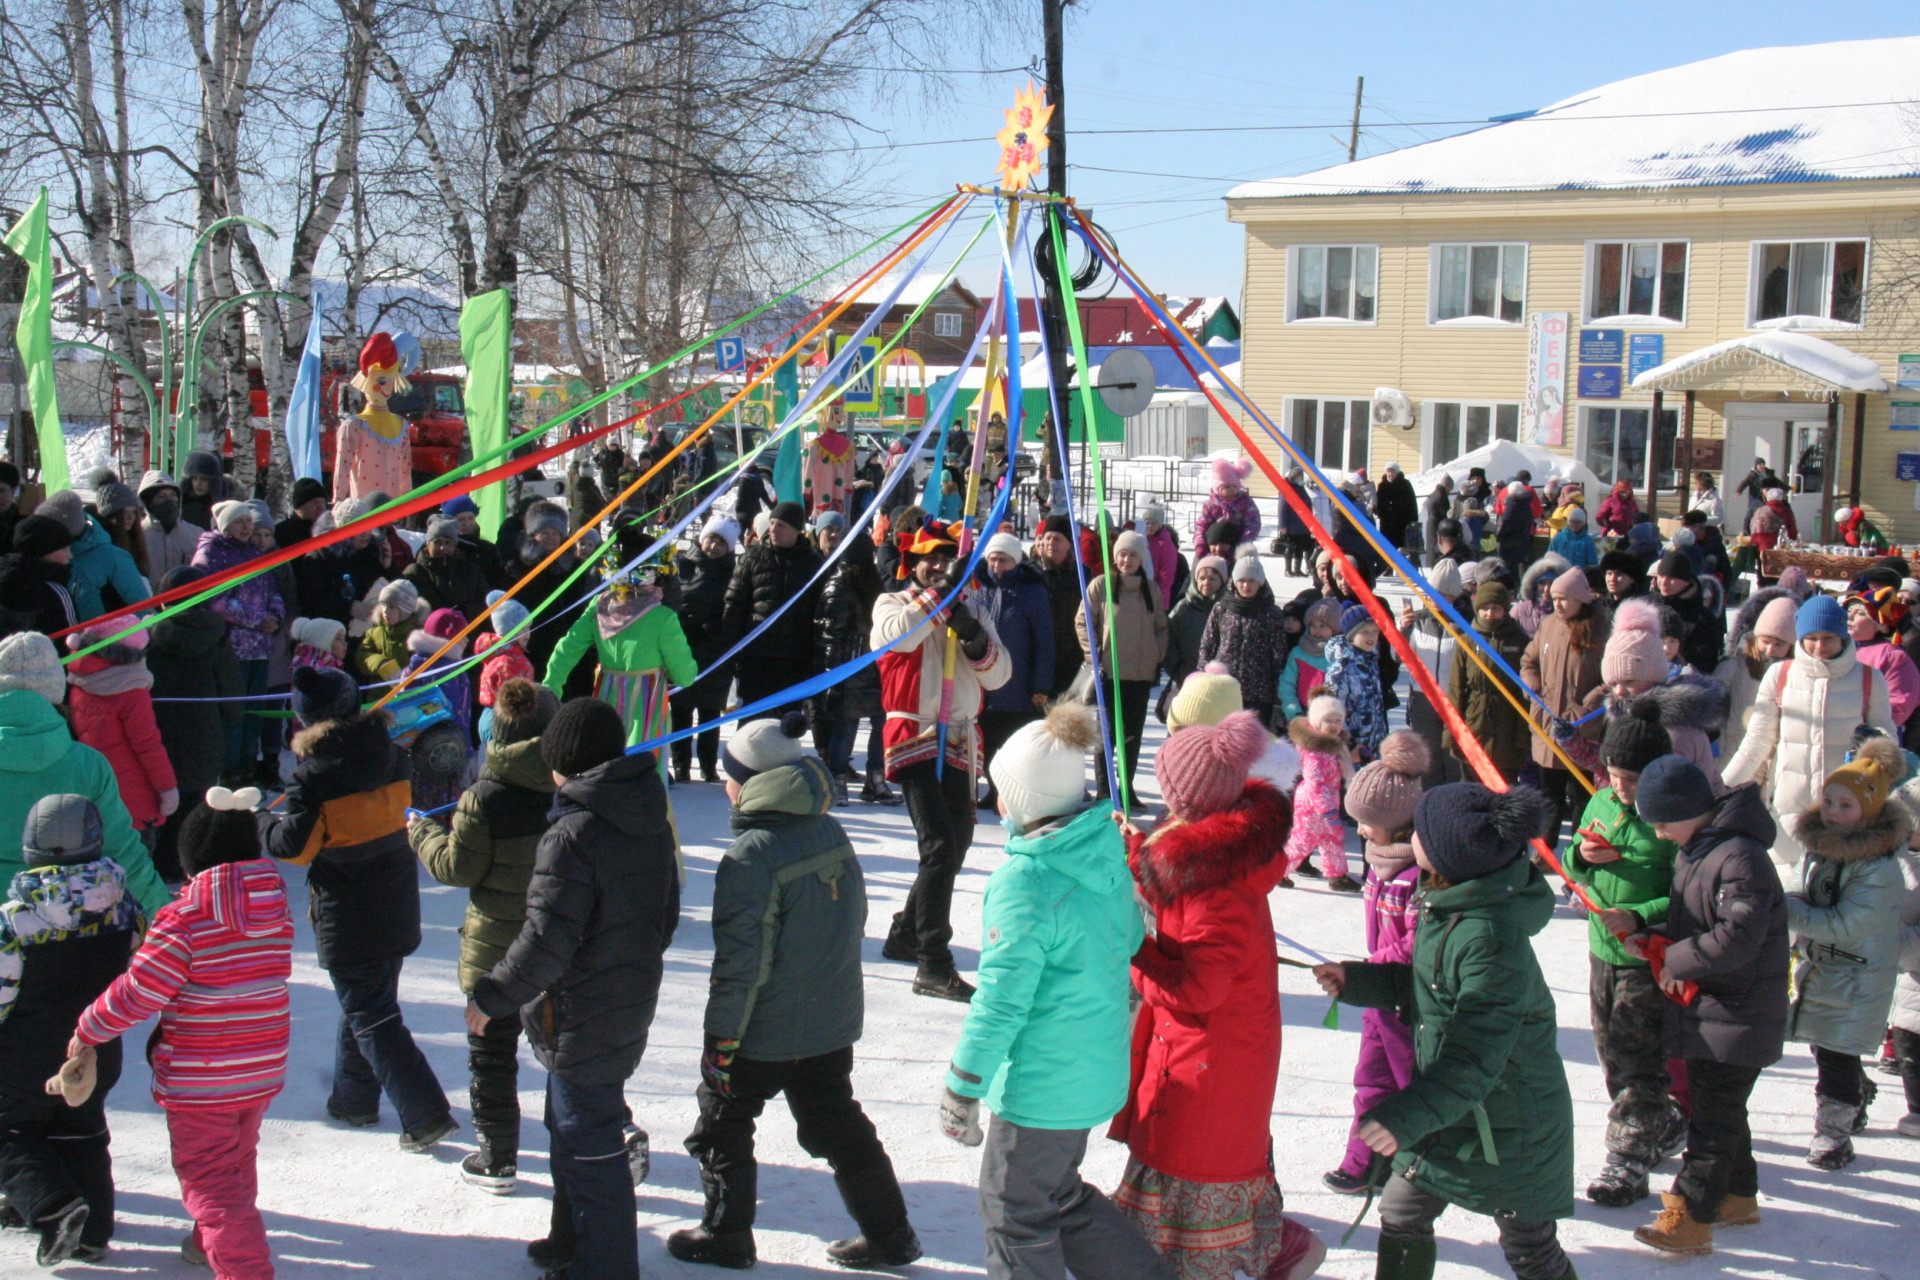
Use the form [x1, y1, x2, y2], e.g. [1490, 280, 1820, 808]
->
[715, 336, 745, 372]
[1898, 452, 1920, 482]
[1627, 333, 1665, 383]
[1578, 365, 1622, 399]
[1580, 329, 1624, 363]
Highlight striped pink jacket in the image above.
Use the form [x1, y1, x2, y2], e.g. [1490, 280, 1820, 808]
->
[77, 858, 293, 1111]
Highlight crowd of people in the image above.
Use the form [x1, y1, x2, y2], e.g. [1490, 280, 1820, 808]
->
[0, 439, 1918, 1280]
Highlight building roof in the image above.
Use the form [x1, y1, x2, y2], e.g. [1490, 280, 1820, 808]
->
[838, 269, 980, 311]
[1229, 37, 1920, 201]
[1630, 330, 1889, 394]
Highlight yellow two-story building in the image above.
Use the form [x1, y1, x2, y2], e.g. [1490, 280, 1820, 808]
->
[1226, 36, 1920, 540]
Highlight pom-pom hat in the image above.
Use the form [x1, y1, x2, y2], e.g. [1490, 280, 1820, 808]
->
[723, 710, 812, 783]
[1602, 598, 1668, 685]
[1346, 730, 1430, 832]
[1156, 709, 1270, 822]
[990, 702, 1101, 830]
[1414, 783, 1548, 882]
[1824, 736, 1903, 822]
[1603, 699, 1672, 775]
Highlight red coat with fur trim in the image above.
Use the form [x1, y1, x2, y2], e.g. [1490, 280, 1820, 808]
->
[1110, 781, 1292, 1182]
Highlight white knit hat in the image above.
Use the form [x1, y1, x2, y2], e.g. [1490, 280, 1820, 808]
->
[990, 703, 1100, 830]
[1231, 551, 1266, 584]
[332, 497, 369, 529]
[1113, 530, 1149, 563]
[212, 500, 252, 534]
[983, 531, 1025, 561]
[700, 515, 740, 546]
[0, 632, 67, 705]
[290, 616, 346, 651]
[378, 579, 423, 615]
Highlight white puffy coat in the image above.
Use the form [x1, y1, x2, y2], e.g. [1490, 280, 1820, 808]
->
[1721, 642, 1894, 866]
[1889, 846, 1920, 1037]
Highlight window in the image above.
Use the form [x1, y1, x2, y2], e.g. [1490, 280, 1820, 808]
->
[1587, 240, 1688, 323]
[1583, 406, 1680, 490]
[932, 311, 962, 337]
[1750, 240, 1866, 326]
[1288, 398, 1371, 473]
[1425, 401, 1520, 465]
[1289, 245, 1378, 322]
[1431, 243, 1526, 323]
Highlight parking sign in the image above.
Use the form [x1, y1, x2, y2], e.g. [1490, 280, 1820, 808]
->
[715, 336, 745, 372]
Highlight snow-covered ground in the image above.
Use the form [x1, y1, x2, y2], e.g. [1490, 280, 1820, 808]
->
[8, 564, 1915, 1280]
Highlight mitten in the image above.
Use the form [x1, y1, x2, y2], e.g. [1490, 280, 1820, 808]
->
[158, 788, 180, 817]
[939, 1087, 983, 1146]
[45, 1046, 97, 1107]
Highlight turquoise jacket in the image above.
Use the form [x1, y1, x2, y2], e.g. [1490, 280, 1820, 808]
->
[947, 803, 1143, 1130]
[68, 514, 151, 621]
[1546, 528, 1599, 569]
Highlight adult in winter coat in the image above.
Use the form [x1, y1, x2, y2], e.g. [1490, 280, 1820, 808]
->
[723, 500, 825, 718]
[544, 565, 696, 749]
[1075, 531, 1168, 803]
[1521, 567, 1609, 836]
[1114, 715, 1323, 1280]
[512, 502, 593, 695]
[1398, 560, 1467, 790]
[138, 471, 203, 583]
[1375, 461, 1418, 552]
[1598, 481, 1641, 538]
[191, 502, 285, 771]
[1495, 482, 1537, 578]
[177, 450, 231, 532]
[1457, 470, 1492, 547]
[1513, 553, 1570, 637]
[143, 567, 241, 880]
[969, 533, 1055, 809]
[0, 517, 80, 640]
[38, 493, 148, 622]
[61, 621, 178, 834]
[1421, 478, 1454, 569]
[1162, 555, 1225, 707]
[809, 517, 887, 798]
[1748, 487, 1798, 554]
[1192, 457, 1261, 555]
[1714, 590, 1797, 743]
[469, 699, 681, 1280]
[671, 518, 737, 783]
[1722, 595, 1895, 867]
[1029, 516, 1086, 697]
[403, 517, 492, 623]
[1198, 555, 1289, 727]
[1445, 583, 1533, 781]
[1134, 505, 1184, 612]
[674, 720, 919, 1272]
[259, 665, 455, 1149]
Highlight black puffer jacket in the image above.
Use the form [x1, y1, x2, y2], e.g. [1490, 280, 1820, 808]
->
[812, 538, 882, 720]
[675, 545, 736, 695]
[513, 545, 593, 692]
[1031, 553, 1087, 694]
[148, 604, 241, 802]
[0, 553, 78, 639]
[292, 540, 388, 625]
[471, 751, 681, 1084]
[723, 537, 824, 660]
[404, 548, 491, 623]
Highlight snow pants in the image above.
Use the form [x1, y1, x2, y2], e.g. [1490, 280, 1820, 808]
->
[1589, 956, 1674, 1158]
[546, 1073, 637, 1280]
[0, 1044, 121, 1250]
[977, 1118, 1175, 1280]
[469, 1012, 522, 1163]
[169, 1103, 272, 1279]
[1377, 1172, 1568, 1280]
[1339, 1008, 1416, 1179]
[1671, 1059, 1760, 1224]
[327, 955, 452, 1134]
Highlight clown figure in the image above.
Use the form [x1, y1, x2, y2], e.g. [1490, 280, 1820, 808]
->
[333, 333, 414, 504]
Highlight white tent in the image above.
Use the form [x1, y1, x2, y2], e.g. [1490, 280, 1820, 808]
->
[1408, 439, 1604, 497]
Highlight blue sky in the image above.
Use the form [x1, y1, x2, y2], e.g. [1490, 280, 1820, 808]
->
[853, 0, 1920, 301]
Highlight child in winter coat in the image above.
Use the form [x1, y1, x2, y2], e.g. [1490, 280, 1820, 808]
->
[1892, 784, 1920, 1138]
[71, 789, 293, 1279]
[1287, 693, 1357, 890]
[1628, 757, 1788, 1257]
[1845, 587, 1920, 731]
[1445, 582, 1533, 782]
[63, 621, 179, 838]
[1112, 711, 1324, 1280]
[0, 795, 141, 1265]
[352, 579, 425, 684]
[1324, 604, 1387, 758]
[474, 593, 535, 746]
[1784, 737, 1912, 1170]
[940, 704, 1176, 1280]
[289, 615, 347, 676]
[1565, 703, 1685, 1207]
[1278, 598, 1341, 723]
[1191, 456, 1260, 556]
[404, 608, 474, 734]
[1198, 553, 1289, 729]
[1547, 506, 1599, 569]
[1317, 783, 1577, 1280]
[1324, 731, 1429, 1195]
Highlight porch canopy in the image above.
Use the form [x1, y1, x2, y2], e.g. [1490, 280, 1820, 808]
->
[1629, 329, 1889, 394]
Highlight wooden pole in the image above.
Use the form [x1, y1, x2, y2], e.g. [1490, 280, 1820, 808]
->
[1849, 391, 1866, 508]
[1680, 390, 1695, 511]
[1821, 392, 1841, 542]
[1646, 389, 1663, 524]
[1347, 77, 1364, 162]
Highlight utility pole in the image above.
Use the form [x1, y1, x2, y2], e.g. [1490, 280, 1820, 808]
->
[1041, 0, 1074, 516]
[1347, 75, 1364, 162]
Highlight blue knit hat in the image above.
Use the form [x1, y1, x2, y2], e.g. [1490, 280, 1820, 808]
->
[441, 494, 479, 518]
[1634, 754, 1718, 824]
[1340, 604, 1375, 636]
[1796, 594, 1848, 641]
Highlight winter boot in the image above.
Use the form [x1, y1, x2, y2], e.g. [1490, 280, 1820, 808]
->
[1585, 1151, 1651, 1207]
[1807, 1095, 1858, 1170]
[674, 761, 693, 785]
[182, 1232, 210, 1266]
[1322, 1168, 1370, 1195]
[1634, 1192, 1712, 1255]
[912, 966, 976, 1003]
[861, 777, 904, 806]
[34, 1197, 88, 1267]
[0, 1196, 24, 1229]
[1294, 857, 1324, 880]
[399, 1114, 458, 1153]
[1654, 1104, 1689, 1162]
[625, 1123, 651, 1184]
[1853, 1076, 1878, 1133]
[1326, 873, 1363, 894]
[1713, 1194, 1761, 1226]
[527, 1236, 572, 1268]
[667, 1225, 758, 1269]
[461, 1147, 517, 1195]
[826, 1225, 923, 1269]
[1373, 1235, 1438, 1280]
[1898, 1112, 1920, 1138]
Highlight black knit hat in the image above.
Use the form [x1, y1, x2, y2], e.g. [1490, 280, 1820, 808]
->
[179, 802, 262, 876]
[1654, 551, 1696, 582]
[292, 665, 359, 724]
[769, 500, 807, 530]
[1413, 783, 1548, 883]
[1204, 518, 1242, 546]
[12, 514, 75, 559]
[1600, 549, 1643, 579]
[1634, 754, 1717, 824]
[1040, 513, 1072, 539]
[491, 677, 558, 746]
[542, 697, 628, 777]
[290, 477, 328, 509]
[1603, 699, 1672, 775]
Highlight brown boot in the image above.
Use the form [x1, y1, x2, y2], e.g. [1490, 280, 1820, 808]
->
[1634, 1192, 1713, 1256]
[1714, 1194, 1760, 1226]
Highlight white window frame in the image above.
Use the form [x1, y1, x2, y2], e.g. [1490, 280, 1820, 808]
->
[1582, 239, 1690, 326]
[931, 310, 962, 338]
[1421, 400, 1522, 467]
[1284, 396, 1372, 475]
[1578, 404, 1681, 490]
[1427, 242, 1527, 326]
[1746, 238, 1869, 330]
[1286, 244, 1379, 324]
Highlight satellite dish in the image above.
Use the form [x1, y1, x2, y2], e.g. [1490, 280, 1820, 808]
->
[1096, 347, 1155, 418]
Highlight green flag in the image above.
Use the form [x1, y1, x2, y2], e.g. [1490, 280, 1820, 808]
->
[3, 189, 69, 491]
[459, 288, 513, 539]
[772, 335, 803, 503]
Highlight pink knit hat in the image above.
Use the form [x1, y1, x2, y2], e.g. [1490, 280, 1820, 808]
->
[1345, 731, 1431, 832]
[1156, 710, 1269, 821]
[1550, 566, 1594, 604]
[1601, 597, 1667, 685]
[1754, 595, 1799, 645]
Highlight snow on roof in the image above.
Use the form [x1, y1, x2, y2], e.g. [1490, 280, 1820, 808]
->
[834, 269, 976, 311]
[1409, 440, 1604, 497]
[1629, 329, 1889, 393]
[1229, 38, 1920, 200]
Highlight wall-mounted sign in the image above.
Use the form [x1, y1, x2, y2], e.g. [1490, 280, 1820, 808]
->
[1580, 329, 1623, 363]
[1898, 452, 1920, 483]
[1898, 354, 1920, 390]
[1627, 333, 1665, 382]
[1578, 365, 1622, 399]
[1524, 312, 1569, 446]
[1892, 401, 1920, 431]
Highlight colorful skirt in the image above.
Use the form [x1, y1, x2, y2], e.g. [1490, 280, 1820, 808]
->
[597, 667, 672, 750]
[1115, 1158, 1319, 1280]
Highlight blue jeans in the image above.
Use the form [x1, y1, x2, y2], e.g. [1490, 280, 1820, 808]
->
[547, 1075, 638, 1280]
[328, 956, 451, 1133]
[825, 717, 859, 777]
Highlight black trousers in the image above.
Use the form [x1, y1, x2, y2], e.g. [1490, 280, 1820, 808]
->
[1589, 956, 1673, 1157]
[1378, 1171, 1569, 1280]
[0, 1043, 122, 1248]
[1536, 767, 1582, 847]
[1894, 1028, 1920, 1112]
[893, 757, 978, 970]
[735, 664, 810, 724]
[978, 707, 1041, 806]
[469, 1013, 522, 1161]
[1814, 1045, 1865, 1106]
[683, 1046, 908, 1240]
[670, 684, 728, 774]
[1093, 679, 1152, 802]
[1672, 1058, 1761, 1223]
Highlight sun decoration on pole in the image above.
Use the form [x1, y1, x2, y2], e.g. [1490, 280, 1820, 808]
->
[994, 80, 1053, 191]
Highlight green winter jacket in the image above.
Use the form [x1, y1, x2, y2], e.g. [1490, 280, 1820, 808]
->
[1340, 857, 1576, 1222]
[543, 601, 698, 743]
[410, 736, 556, 992]
[706, 756, 866, 1061]
[0, 689, 169, 917]
[1565, 787, 1677, 967]
[354, 617, 418, 684]
[947, 802, 1143, 1130]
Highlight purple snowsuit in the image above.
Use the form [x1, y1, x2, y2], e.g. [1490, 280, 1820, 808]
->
[1338, 841, 1421, 1179]
[1192, 487, 1262, 554]
[189, 531, 284, 663]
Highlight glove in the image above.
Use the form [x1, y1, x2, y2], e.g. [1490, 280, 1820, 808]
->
[946, 599, 983, 643]
[158, 788, 180, 818]
[939, 1087, 983, 1147]
[700, 1036, 740, 1098]
[1549, 717, 1576, 745]
[939, 560, 973, 595]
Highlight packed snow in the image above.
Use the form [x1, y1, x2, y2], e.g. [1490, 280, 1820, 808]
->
[7, 563, 1915, 1280]
[1630, 330, 1891, 394]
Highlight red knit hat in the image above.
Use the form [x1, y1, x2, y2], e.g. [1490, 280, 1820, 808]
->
[1155, 710, 1270, 821]
[359, 332, 400, 376]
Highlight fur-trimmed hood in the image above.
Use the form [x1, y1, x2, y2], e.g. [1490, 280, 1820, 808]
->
[1288, 716, 1348, 756]
[290, 708, 395, 760]
[1133, 781, 1291, 907]
[1612, 671, 1730, 734]
[1727, 584, 1793, 654]
[1792, 800, 1913, 863]
[1520, 552, 1570, 606]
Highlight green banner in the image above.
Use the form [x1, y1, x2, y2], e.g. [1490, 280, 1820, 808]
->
[3, 189, 69, 491]
[459, 288, 513, 539]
